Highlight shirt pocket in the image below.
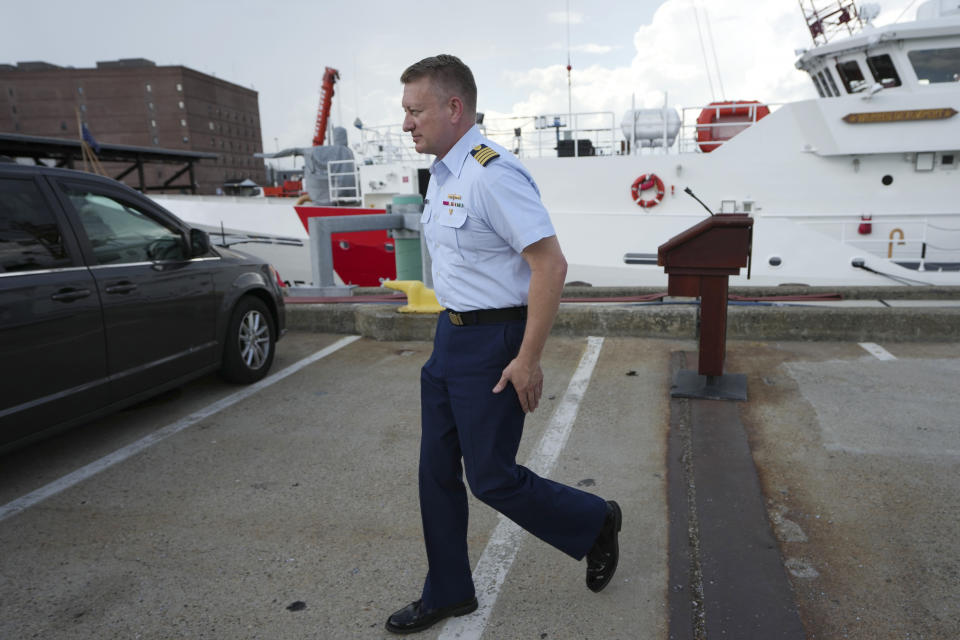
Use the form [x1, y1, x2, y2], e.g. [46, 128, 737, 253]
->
[458, 208, 504, 260]
[435, 207, 467, 258]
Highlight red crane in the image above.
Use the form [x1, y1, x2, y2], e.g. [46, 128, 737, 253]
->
[312, 67, 340, 146]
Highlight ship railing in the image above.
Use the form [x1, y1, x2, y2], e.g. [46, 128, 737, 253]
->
[802, 215, 960, 268]
[327, 159, 360, 204]
[480, 112, 621, 158]
[676, 102, 785, 154]
[348, 103, 792, 161]
[352, 124, 423, 163]
[351, 111, 623, 162]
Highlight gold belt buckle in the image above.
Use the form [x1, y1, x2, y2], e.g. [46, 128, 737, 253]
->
[449, 311, 464, 326]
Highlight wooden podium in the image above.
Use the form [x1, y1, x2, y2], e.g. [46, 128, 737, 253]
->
[658, 214, 753, 400]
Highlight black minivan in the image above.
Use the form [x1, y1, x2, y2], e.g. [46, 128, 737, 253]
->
[0, 163, 285, 452]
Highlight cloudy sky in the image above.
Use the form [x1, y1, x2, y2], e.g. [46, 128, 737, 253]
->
[5, 0, 919, 163]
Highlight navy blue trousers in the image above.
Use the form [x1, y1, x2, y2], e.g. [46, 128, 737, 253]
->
[418, 312, 607, 609]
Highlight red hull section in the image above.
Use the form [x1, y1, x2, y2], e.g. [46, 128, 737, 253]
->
[294, 205, 396, 286]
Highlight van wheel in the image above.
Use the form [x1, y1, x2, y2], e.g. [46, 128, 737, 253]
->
[221, 296, 275, 383]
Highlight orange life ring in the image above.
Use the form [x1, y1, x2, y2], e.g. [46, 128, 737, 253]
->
[631, 174, 665, 208]
[696, 100, 770, 153]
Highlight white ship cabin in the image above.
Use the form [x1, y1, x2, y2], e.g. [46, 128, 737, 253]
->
[796, 0, 960, 100]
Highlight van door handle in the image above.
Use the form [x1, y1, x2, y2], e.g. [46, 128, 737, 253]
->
[105, 282, 138, 294]
[51, 288, 92, 302]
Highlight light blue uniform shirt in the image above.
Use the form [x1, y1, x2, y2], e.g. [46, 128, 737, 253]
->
[421, 125, 556, 312]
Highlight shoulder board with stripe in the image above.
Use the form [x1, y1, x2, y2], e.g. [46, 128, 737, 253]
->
[470, 144, 500, 167]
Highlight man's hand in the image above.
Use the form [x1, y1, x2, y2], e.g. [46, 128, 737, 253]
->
[493, 357, 544, 413]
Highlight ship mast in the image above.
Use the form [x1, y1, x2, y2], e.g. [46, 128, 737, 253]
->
[798, 0, 864, 45]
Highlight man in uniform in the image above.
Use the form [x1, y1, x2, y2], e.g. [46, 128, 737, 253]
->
[385, 54, 621, 635]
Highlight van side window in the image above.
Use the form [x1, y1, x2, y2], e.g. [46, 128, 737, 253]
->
[867, 54, 902, 88]
[64, 188, 187, 265]
[0, 178, 72, 273]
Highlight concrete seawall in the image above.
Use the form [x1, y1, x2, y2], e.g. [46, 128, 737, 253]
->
[284, 286, 960, 342]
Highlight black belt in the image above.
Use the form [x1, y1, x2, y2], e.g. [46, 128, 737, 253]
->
[447, 306, 527, 326]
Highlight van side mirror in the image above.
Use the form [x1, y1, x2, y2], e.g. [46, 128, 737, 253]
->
[190, 228, 211, 257]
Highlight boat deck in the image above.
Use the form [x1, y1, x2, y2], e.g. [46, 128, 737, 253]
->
[1, 330, 957, 639]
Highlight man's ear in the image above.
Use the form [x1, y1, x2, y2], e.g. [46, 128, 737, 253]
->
[448, 95, 465, 124]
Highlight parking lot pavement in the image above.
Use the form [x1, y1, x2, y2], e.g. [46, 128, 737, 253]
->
[734, 341, 960, 640]
[0, 332, 672, 639]
[1, 332, 957, 639]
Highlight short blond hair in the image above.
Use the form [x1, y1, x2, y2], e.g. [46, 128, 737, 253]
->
[401, 54, 477, 115]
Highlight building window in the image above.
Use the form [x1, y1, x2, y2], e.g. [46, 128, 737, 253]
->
[153, 136, 159, 145]
[60, 121, 67, 131]
[150, 119, 157, 128]
[77, 86, 84, 95]
[79, 104, 86, 112]
[11, 105, 16, 114]
[211, 137, 216, 147]
[209, 121, 215, 130]
[7, 87, 13, 97]
[180, 119, 187, 127]
[176, 83, 183, 92]
[182, 136, 189, 144]
[178, 101, 185, 110]
[148, 102, 155, 111]
[146, 83, 152, 92]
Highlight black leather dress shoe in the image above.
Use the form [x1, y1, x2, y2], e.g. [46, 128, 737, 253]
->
[385, 596, 478, 634]
[586, 500, 622, 592]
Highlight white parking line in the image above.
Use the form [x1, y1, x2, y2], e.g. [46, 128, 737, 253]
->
[859, 342, 897, 361]
[0, 335, 361, 524]
[438, 336, 605, 640]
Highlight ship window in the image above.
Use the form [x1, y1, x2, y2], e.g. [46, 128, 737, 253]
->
[867, 54, 902, 87]
[817, 70, 838, 97]
[836, 59, 868, 93]
[811, 73, 826, 97]
[908, 47, 960, 84]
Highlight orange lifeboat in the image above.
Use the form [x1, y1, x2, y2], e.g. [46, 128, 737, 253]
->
[695, 100, 770, 153]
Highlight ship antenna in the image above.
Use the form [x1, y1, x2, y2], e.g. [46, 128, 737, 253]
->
[566, 0, 573, 131]
[704, 7, 726, 101]
[894, 0, 920, 24]
[693, 1, 717, 101]
[684, 187, 716, 216]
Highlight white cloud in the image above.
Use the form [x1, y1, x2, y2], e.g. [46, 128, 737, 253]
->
[547, 10, 584, 24]
[501, 0, 919, 124]
[573, 43, 616, 54]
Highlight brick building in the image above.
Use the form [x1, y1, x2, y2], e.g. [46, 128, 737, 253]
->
[0, 58, 266, 194]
